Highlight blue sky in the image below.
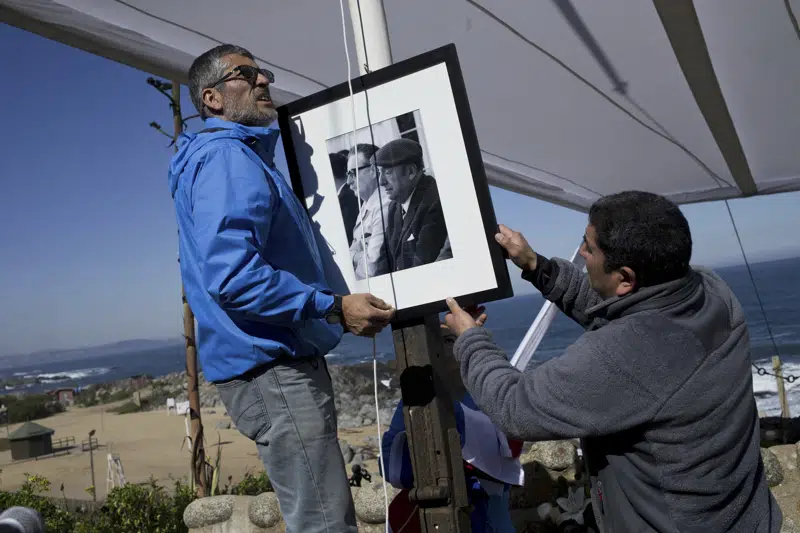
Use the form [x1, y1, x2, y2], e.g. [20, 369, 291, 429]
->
[1, 24, 798, 356]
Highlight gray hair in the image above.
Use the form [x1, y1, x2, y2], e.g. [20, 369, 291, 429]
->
[188, 44, 255, 119]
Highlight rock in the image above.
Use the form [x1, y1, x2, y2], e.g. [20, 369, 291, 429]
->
[216, 420, 231, 430]
[782, 518, 798, 533]
[769, 444, 798, 475]
[183, 495, 236, 528]
[523, 441, 577, 471]
[353, 480, 398, 524]
[761, 448, 784, 487]
[339, 415, 362, 429]
[340, 442, 355, 464]
[358, 404, 376, 418]
[248, 492, 281, 528]
[356, 445, 379, 461]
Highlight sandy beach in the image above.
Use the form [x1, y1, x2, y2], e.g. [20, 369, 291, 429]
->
[0, 402, 381, 501]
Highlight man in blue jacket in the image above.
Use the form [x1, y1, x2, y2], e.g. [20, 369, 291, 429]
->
[168, 44, 395, 533]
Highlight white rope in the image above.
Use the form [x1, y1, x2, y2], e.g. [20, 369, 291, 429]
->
[337, 1, 390, 530]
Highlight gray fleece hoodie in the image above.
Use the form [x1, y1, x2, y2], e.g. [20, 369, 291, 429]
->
[453, 256, 782, 533]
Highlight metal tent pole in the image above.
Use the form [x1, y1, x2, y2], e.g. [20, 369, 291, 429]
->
[346, 1, 470, 530]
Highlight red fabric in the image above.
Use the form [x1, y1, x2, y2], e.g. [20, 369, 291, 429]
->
[508, 438, 523, 458]
[388, 489, 421, 533]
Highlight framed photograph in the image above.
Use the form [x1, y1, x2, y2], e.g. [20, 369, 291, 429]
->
[277, 44, 513, 322]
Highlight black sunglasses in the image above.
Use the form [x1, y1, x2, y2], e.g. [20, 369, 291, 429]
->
[346, 164, 375, 178]
[206, 65, 275, 89]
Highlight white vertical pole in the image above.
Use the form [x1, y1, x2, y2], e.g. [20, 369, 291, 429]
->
[347, 0, 393, 73]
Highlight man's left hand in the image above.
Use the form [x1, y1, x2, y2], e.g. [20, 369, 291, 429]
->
[443, 298, 487, 337]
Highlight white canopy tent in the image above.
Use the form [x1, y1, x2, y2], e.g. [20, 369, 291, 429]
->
[3, 0, 800, 212]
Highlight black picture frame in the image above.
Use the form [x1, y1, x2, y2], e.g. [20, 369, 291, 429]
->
[277, 43, 513, 324]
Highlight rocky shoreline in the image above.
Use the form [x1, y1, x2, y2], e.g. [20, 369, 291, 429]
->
[91, 361, 402, 430]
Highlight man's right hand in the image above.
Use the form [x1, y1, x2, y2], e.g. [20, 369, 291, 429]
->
[495, 224, 538, 272]
[342, 294, 395, 336]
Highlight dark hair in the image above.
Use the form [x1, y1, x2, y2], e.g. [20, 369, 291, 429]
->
[188, 44, 255, 119]
[588, 191, 692, 287]
[349, 143, 379, 161]
[329, 152, 347, 179]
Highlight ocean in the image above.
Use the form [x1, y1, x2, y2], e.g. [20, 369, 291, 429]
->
[3, 257, 799, 416]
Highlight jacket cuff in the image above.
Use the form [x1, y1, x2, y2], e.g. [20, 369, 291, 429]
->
[453, 327, 492, 362]
[521, 255, 559, 295]
[310, 290, 335, 319]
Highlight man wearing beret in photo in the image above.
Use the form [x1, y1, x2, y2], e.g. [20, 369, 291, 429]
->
[376, 137, 451, 272]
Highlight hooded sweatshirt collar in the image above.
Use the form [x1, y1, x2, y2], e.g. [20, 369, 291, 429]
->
[168, 118, 281, 197]
[585, 270, 703, 324]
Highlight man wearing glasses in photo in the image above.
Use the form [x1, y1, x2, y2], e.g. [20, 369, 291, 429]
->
[346, 143, 392, 280]
[168, 44, 395, 533]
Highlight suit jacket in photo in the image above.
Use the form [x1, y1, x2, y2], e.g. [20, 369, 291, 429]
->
[386, 174, 449, 272]
[338, 183, 359, 244]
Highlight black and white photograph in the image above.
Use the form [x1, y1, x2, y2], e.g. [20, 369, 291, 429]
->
[325, 111, 451, 282]
[278, 45, 512, 320]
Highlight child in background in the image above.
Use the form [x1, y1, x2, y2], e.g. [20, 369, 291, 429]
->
[380, 310, 524, 533]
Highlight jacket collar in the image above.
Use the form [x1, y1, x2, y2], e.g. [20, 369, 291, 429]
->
[585, 270, 702, 323]
[203, 117, 281, 163]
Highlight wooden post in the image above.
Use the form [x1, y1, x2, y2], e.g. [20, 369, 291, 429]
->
[772, 355, 791, 420]
[392, 316, 472, 532]
[170, 81, 207, 497]
[88, 430, 97, 501]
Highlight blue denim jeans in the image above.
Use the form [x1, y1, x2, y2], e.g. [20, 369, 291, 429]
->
[216, 356, 357, 533]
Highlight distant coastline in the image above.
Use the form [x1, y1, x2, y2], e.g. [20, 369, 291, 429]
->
[0, 256, 796, 415]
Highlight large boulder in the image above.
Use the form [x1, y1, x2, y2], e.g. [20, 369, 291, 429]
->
[184, 494, 281, 533]
[248, 492, 281, 529]
[183, 496, 236, 530]
[353, 479, 399, 524]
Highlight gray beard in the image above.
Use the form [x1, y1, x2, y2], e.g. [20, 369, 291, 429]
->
[223, 92, 277, 127]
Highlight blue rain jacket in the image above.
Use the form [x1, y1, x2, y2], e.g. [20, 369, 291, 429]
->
[168, 118, 342, 382]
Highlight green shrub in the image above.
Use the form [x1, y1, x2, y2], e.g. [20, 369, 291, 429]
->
[73, 480, 192, 533]
[106, 389, 132, 403]
[0, 395, 64, 423]
[0, 473, 75, 532]
[0, 471, 275, 533]
[225, 470, 273, 495]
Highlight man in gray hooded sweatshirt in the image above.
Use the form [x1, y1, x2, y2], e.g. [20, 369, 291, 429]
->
[444, 191, 782, 532]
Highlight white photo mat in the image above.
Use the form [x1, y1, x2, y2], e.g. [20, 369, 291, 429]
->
[286, 63, 497, 311]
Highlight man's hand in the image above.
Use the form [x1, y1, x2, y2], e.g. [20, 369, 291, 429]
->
[495, 224, 537, 272]
[444, 298, 487, 337]
[342, 294, 395, 336]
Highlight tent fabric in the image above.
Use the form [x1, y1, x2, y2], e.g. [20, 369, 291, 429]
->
[3, 0, 799, 211]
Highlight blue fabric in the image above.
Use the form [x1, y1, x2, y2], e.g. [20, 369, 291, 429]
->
[381, 393, 515, 533]
[168, 118, 342, 382]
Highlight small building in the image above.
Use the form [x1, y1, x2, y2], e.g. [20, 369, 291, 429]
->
[8, 421, 55, 460]
[49, 388, 75, 406]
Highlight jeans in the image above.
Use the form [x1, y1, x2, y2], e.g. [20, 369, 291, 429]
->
[216, 356, 357, 533]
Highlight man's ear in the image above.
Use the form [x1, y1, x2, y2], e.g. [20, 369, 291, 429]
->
[615, 267, 636, 296]
[202, 87, 223, 116]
